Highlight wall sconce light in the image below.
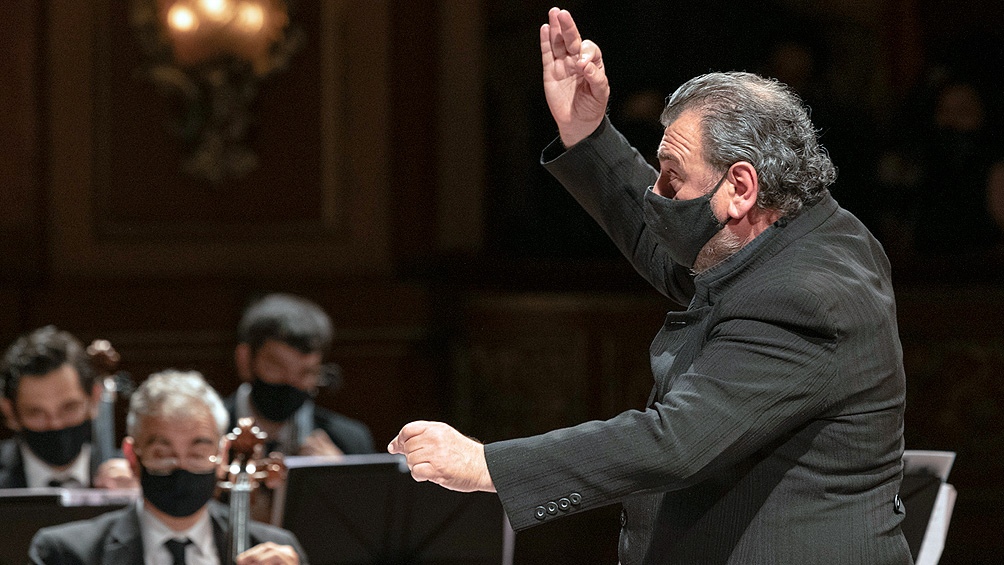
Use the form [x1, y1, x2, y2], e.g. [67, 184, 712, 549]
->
[131, 0, 304, 184]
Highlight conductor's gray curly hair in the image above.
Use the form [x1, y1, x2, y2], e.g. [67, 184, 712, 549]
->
[661, 71, 837, 217]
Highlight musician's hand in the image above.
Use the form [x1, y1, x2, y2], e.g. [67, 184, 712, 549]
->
[541, 7, 609, 147]
[387, 421, 495, 493]
[297, 429, 345, 457]
[236, 542, 299, 565]
[93, 458, 139, 489]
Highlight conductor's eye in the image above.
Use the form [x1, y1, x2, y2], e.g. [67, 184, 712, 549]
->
[654, 170, 677, 197]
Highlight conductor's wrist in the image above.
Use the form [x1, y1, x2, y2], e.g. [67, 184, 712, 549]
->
[559, 127, 596, 149]
[559, 118, 607, 149]
[477, 443, 497, 493]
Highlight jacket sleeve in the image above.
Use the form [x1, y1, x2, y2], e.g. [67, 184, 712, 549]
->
[541, 117, 696, 306]
[484, 285, 840, 531]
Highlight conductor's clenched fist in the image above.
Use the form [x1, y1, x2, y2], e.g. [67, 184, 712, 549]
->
[387, 421, 496, 493]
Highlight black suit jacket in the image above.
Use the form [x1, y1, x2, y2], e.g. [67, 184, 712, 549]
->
[28, 500, 309, 564]
[0, 438, 28, 488]
[484, 119, 912, 564]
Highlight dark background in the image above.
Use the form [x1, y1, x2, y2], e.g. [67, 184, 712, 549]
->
[2, 1, 1003, 563]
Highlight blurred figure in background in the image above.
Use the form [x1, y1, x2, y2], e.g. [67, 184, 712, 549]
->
[226, 293, 374, 458]
[913, 79, 1004, 253]
[877, 70, 1004, 262]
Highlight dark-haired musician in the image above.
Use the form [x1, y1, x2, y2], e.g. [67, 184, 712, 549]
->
[0, 326, 135, 490]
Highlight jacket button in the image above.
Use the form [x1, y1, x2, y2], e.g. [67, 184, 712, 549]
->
[569, 492, 582, 505]
[558, 497, 571, 511]
[893, 494, 905, 515]
[546, 501, 558, 515]
[534, 506, 547, 520]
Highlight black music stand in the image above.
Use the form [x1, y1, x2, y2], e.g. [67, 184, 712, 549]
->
[272, 454, 514, 565]
[0, 487, 137, 565]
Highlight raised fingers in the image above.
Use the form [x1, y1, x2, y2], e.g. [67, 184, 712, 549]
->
[556, 9, 582, 57]
[547, 7, 568, 60]
[540, 23, 554, 70]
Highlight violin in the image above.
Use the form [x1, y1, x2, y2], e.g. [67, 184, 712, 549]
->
[220, 417, 286, 563]
[86, 339, 133, 468]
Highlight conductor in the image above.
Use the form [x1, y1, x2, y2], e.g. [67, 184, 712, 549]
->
[389, 7, 911, 564]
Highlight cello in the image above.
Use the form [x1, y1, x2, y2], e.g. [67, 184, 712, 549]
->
[86, 339, 133, 470]
[220, 417, 286, 563]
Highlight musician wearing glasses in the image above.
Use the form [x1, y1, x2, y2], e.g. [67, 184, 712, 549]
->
[29, 370, 306, 565]
[227, 293, 373, 458]
[0, 326, 136, 490]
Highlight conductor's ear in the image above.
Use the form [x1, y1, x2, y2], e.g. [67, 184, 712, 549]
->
[725, 161, 759, 220]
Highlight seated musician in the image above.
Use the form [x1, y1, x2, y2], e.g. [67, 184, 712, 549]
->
[227, 293, 373, 457]
[30, 369, 306, 565]
[0, 326, 136, 489]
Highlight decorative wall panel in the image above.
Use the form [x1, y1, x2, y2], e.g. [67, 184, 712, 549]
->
[46, 0, 392, 277]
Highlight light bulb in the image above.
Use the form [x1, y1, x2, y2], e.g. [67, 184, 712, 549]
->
[236, 2, 265, 34]
[167, 4, 199, 32]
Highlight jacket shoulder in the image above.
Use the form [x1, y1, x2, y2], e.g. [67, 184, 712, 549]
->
[29, 508, 129, 564]
[0, 438, 27, 488]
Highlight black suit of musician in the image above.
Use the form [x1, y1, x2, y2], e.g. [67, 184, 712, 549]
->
[29, 500, 304, 565]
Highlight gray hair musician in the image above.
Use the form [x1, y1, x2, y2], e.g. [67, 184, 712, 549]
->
[30, 369, 308, 565]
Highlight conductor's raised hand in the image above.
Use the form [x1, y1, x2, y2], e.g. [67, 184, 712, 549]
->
[387, 421, 495, 493]
[541, 7, 610, 148]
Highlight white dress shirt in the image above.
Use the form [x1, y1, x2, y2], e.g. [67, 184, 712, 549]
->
[138, 499, 220, 565]
[21, 442, 91, 488]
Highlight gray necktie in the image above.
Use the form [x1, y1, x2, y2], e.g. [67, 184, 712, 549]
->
[164, 538, 192, 565]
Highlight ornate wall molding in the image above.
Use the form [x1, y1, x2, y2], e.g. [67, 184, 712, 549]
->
[46, 0, 392, 277]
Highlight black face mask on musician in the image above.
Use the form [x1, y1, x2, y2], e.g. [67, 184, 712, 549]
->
[20, 419, 92, 467]
[249, 377, 312, 422]
[140, 465, 218, 518]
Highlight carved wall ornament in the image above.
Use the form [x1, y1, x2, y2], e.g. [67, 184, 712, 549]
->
[131, 0, 304, 184]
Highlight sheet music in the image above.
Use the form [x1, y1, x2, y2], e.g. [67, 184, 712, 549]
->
[915, 483, 957, 565]
[902, 450, 955, 481]
[283, 452, 409, 471]
[0, 486, 63, 502]
[0, 486, 139, 503]
[59, 487, 139, 507]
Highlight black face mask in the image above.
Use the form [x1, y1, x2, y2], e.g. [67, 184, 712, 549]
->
[643, 172, 729, 268]
[141, 466, 218, 518]
[249, 377, 311, 422]
[20, 419, 92, 467]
